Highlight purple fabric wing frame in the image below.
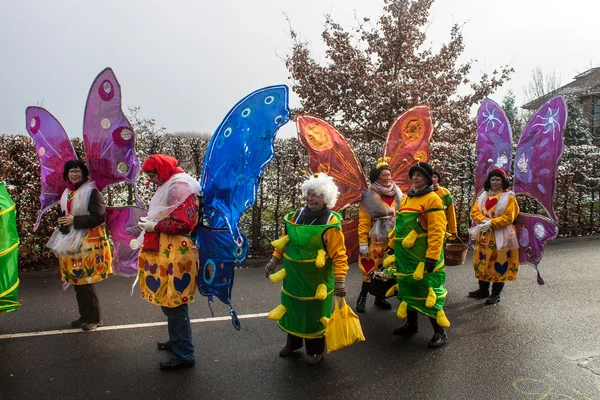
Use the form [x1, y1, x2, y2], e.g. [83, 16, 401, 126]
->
[475, 98, 513, 197]
[513, 96, 567, 222]
[25, 107, 77, 230]
[105, 206, 147, 276]
[83, 67, 140, 191]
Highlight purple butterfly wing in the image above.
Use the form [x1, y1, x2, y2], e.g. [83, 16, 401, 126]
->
[475, 99, 513, 196]
[25, 106, 77, 230]
[105, 206, 147, 276]
[514, 96, 566, 221]
[83, 67, 139, 191]
[514, 213, 558, 284]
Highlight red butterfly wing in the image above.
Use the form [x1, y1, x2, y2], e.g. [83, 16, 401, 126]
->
[383, 106, 434, 193]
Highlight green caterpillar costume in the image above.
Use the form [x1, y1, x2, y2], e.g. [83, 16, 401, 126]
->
[270, 211, 342, 338]
[0, 182, 20, 313]
[392, 203, 450, 327]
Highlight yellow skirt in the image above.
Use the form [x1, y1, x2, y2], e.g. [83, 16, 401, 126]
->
[59, 226, 113, 285]
[358, 242, 386, 283]
[138, 233, 198, 308]
[473, 230, 519, 282]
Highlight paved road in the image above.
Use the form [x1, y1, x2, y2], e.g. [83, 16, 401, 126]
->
[1, 238, 600, 400]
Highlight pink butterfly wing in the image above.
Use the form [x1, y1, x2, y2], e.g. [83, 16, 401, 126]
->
[83, 67, 139, 191]
[513, 96, 566, 221]
[25, 106, 77, 230]
[475, 99, 513, 196]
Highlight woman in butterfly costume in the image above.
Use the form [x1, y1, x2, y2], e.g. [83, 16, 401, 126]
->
[431, 169, 457, 240]
[135, 154, 202, 370]
[356, 162, 403, 312]
[265, 173, 348, 365]
[388, 162, 450, 348]
[46, 159, 112, 332]
[469, 168, 520, 304]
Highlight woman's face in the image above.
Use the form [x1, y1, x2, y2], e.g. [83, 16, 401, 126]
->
[306, 189, 326, 212]
[431, 174, 439, 189]
[490, 176, 503, 191]
[377, 169, 392, 188]
[145, 171, 162, 185]
[411, 171, 428, 190]
[68, 167, 83, 185]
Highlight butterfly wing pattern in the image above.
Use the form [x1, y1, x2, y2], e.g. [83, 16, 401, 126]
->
[475, 99, 513, 196]
[383, 105, 435, 193]
[27, 68, 144, 275]
[83, 67, 140, 191]
[513, 96, 566, 282]
[83, 68, 145, 275]
[476, 96, 566, 284]
[296, 115, 368, 262]
[198, 85, 290, 329]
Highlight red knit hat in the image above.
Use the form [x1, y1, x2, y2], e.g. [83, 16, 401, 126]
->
[142, 154, 183, 183]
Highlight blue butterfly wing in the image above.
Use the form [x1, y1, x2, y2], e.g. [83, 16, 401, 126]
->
[196, 85, 290, 322]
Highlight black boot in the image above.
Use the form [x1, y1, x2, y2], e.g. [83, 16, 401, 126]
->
[374, 296, 392, 310]
[356, 281, 370, 313]
[468, 280, 490, 298]
[393, 310, 418, 336]
[486, 282, 505, 305]
[427, 317, 447, 348]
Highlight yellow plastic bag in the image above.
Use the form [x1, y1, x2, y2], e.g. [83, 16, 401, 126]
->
[325, 297, 366, 353]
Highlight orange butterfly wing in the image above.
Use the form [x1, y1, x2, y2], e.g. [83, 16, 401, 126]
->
[296, 115, 367, 263]
[296, 115, 368, 210]
[383, 106, 434, 193]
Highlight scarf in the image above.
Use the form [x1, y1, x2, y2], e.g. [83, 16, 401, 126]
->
[66, 177, 89, 191]
[370, 181, 396, 197]
[407, 185, 434, 197]
[295, 206, 332, 225]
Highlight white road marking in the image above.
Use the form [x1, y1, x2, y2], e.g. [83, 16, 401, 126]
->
[0, 312, 269, 340]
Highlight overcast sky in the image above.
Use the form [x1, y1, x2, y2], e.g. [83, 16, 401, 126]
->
[1, 0, 597, 139]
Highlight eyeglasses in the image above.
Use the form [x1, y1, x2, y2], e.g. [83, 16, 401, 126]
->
[306, 192, 324, 199]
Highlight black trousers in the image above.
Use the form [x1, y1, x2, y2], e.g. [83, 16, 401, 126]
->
[406, 310, 444, 333]
[73, 284, 101, 323]
[287, 333, 325, 356]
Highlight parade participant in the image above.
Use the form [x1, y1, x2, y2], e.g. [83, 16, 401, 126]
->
[390, 161, 450, 348]
[46, 160, 112, 331]
[469, 168, 520, 304]
[265, 173, 349, 365]
[135, 154, 202, 370]
[356, 163, 403, 312]
[432, 169, 458, 240]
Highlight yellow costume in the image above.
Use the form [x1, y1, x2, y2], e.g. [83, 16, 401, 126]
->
[471, 191, 520, 282]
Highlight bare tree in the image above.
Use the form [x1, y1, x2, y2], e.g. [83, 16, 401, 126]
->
[523, 66, 561, 103]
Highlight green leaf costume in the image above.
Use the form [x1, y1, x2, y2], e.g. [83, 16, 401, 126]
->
[277, 211, 342, 338]
[0, 182, 20, 313]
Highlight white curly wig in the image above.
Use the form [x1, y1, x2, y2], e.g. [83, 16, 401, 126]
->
[300, 172, 339, 208]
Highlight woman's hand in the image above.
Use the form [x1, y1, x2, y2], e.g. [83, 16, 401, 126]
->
[334, 278, 346, 297]
[58, 214, 74, 226]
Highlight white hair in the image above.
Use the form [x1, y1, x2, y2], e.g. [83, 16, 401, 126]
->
[300, 173, 339, 208]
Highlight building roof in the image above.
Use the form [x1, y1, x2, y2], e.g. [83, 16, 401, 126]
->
[522, 68, 600, 110]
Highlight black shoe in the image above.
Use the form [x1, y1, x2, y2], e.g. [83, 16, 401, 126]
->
[71, 318, 87, 329]
[485, 294, 501, 304]
[81, 321, 103, 331]
[468, 289, 489, 298]
[157, 341, 172, 351]
[374, 297, 392, 310]
[393, 324, 418, 337]
[356, 295, 367, 313]
[427, 331, 448, 348]
[279, 344, 302, 357]
[159, 358, 195, 370]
